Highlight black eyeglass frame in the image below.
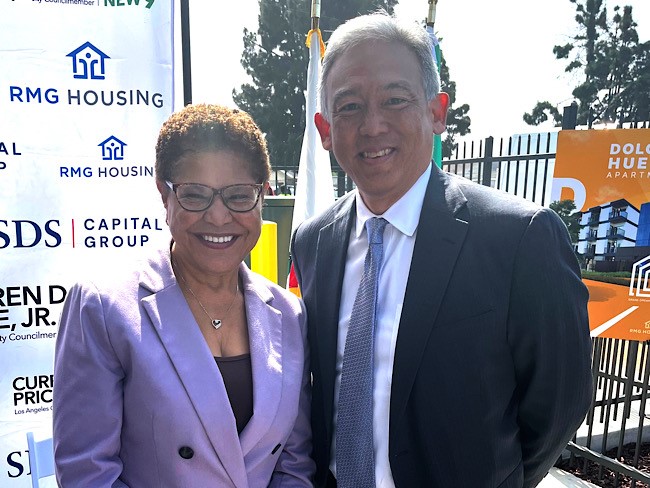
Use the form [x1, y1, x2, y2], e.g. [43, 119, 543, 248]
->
[165, 181, 263, 213]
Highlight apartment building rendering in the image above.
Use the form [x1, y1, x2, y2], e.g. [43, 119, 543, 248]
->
[578, 199, 650, 272]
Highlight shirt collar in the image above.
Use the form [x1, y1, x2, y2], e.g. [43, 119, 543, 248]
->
[354, 163, 431, 238]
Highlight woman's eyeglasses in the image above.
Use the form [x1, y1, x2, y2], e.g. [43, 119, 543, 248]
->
[165, 181, 263, 213]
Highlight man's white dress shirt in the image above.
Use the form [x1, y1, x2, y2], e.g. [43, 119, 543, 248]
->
[330, 164, 431, 487]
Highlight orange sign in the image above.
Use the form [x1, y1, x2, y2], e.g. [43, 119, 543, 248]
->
[553, 129, 650, 341]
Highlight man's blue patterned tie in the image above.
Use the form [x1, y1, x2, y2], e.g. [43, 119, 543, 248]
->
[336, 217, 387, 488]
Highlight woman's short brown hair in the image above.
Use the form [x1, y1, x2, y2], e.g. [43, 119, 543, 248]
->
[155, 104, 270, 183]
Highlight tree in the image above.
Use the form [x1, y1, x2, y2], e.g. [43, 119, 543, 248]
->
[234, 0, 471, 167]
[550, 199, 581, 243]
[439, 49, 471, 158]
[606, 6, 650, 124]
[523, 101, 562, 126]
[523, 0, 649, 128]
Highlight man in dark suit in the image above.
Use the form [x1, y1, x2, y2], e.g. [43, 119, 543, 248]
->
[290, 11, 593, 488]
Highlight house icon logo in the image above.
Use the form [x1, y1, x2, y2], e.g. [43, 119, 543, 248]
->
[66, 42, 110, 80]
[629, 255, 650, 297]
[98, 136, 127, 161]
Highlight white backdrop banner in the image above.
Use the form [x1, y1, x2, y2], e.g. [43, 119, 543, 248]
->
[0, 1, 174, 485]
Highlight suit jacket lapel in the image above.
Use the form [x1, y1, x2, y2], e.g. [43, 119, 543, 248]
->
[315, 196, 355, 441]
[390, 168, 469, 430]
[238, 266, 284, 456]
[140, 250, 248, 487]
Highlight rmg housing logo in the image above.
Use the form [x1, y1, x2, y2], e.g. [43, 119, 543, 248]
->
[630, 255, 650, 298]
[8, 41, 164, 108]
[58, 134, 155, 178]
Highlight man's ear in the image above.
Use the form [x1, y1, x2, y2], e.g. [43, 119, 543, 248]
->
[314, 113, 332, 150]
[430, 92, 450, 135]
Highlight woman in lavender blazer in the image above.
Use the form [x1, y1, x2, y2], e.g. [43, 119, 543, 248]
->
[53, 104, 315, 487]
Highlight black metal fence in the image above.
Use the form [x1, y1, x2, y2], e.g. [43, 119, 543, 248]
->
[564, 338, 650, 486]
[442, 133, 556, 207]
[272, 132, 559, 205]
[269, 160, 352, 198]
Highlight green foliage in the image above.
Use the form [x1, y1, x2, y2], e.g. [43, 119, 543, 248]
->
[233, 0, 314, 167]
[550, 199, 581, 243]
[439, 49, 471, 158]
[523, 101, 562, 126]
[608, 6, 650, 124]
[524, 0, 649, 128]
[583, 271, 631, 278]
[234, 0, 471, 166]
[581, 270, 631, 285]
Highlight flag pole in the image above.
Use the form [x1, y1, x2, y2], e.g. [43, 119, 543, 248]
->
[427, 0, 437, 28]
[180, 0, 192, 106]
[427, 0, 443, 168]
[312, 0, 320, 29]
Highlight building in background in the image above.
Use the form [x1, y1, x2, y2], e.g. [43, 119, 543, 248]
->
[578, 198, 645, 272]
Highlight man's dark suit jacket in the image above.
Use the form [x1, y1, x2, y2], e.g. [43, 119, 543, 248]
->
[291, 165, 593, 488]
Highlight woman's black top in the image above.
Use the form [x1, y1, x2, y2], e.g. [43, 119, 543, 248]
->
[214, 353, 253, 435]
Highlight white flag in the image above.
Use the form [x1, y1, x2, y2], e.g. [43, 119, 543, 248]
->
[291, 28, 335, 234]
[288, 28, 335, 293]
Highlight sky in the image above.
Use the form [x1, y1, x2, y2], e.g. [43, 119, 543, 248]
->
[176, 0, 650, 143]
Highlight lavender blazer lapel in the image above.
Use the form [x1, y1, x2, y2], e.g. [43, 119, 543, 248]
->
[139, 250, 248, 487]
[238, 266, 284, 456]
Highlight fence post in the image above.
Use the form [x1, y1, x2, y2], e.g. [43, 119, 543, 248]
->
[562, 102, 578, 130]
[337, 171, 346, 198]
[481, 136, 494, 187]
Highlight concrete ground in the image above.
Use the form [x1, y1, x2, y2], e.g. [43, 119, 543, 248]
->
[540, 467, 599, 487]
